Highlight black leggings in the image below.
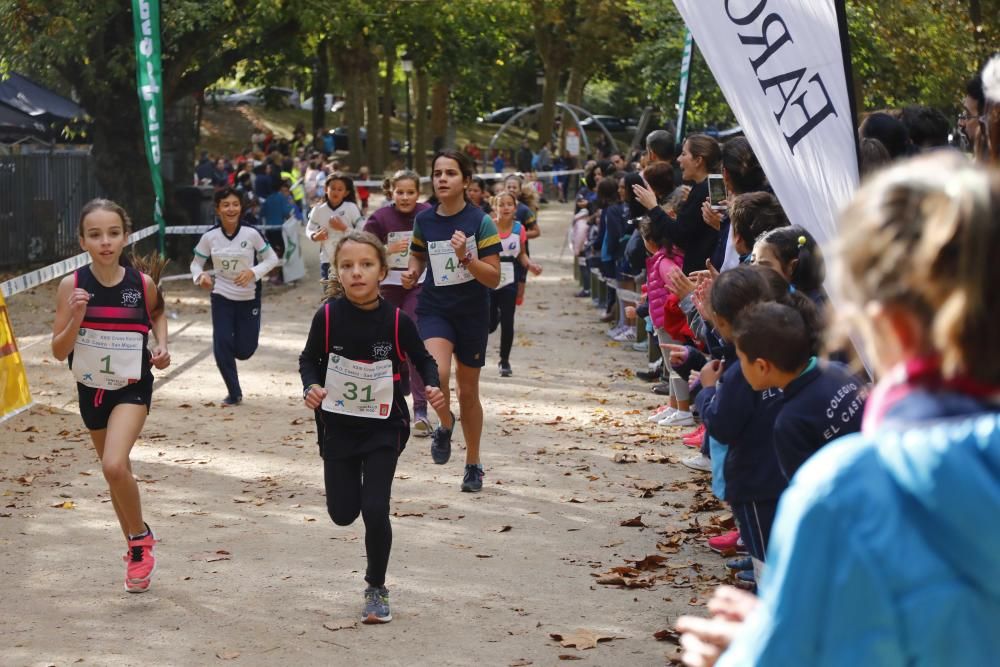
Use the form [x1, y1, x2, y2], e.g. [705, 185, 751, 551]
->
[323, 446, 399, 588]
[490, 287, 517, 364]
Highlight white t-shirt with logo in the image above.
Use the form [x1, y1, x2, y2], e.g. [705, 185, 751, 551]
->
[307, 200, 364, 264]
[190, 224, 280, 301]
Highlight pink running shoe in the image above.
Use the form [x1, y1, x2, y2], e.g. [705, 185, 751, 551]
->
[680, 424, 704, 440]
[707, 530, 747, 555]
[123, 524, 157, 593]
[683, 424, 707, 448]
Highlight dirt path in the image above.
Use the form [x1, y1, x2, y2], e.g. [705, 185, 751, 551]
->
[1, 201, 728, 666]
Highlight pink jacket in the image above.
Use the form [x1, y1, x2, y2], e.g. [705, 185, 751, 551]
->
[645, 248, 684, 330]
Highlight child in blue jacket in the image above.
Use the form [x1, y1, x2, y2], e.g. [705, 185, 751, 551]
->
[676, 152, 1000, 667]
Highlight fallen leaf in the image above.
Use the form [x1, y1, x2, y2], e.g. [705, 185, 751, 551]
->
[654, 628, 681, 644]
[613, 452, 637, 464]
[17, 475, 34, 485]
[53, 501, 76, 510]
[563, 496, 587, 504]
[475, 553, 493, 558]
[494, 525, 512, 533]
[558, 656, 583, 661]
[549, 629, 619, 650]
[509, 660, 533, 666]
[619, 515, 646, 528]
[631, 554, 668, 571]
[323, 619, 358, 631]
[20, 425, 39, 433]
[392, 511, 424, 517]
[216, 651, 240, 660]
[22, 454, 40, 460]
[634, 480, 664, 492]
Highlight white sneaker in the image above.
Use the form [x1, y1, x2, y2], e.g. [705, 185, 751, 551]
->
[648, 406, 675, 422]
[682, 454, 712, 472]
[606, 324, 625, 338]
[614, 328, 636, 343]
[659, 410, 695, 427]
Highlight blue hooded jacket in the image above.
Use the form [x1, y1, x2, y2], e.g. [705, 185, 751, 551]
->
[719, 391, 1000, 666]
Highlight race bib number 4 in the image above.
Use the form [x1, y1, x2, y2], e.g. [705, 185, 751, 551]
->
[73, 329, 144, 390]
[428, 237, 478, 287]
[211, 249, 250, 279]
[386, 231, 413, 270]
[322, 354, 394, 419]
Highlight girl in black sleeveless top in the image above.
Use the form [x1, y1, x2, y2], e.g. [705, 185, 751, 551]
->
[51, 200, 170, 593]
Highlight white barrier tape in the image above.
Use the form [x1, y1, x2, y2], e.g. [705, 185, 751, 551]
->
[349, 169, 584, 188]
[1, 224, 293, 298]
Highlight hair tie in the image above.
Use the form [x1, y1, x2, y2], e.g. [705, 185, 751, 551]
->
[797, 235, 807, 248]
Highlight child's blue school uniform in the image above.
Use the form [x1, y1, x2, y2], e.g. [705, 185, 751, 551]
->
[719, 391, 1000, 666]
[773, 358, 866, 479]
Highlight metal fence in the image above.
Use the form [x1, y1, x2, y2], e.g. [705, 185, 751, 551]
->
[0, 152, 102, 269]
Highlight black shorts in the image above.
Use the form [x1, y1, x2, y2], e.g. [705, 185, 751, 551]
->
[416, 309, 490, 368]
[77, 374, 153, 431]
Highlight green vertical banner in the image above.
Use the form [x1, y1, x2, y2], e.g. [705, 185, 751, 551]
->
[675, 29, 694, 146]
[131, 0, 166, 255]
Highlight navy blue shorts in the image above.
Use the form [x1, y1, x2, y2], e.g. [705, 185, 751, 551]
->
[77, 373, 153, 431]
[417, 310, 489, 368]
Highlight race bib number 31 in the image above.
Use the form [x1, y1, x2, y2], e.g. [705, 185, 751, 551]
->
[428, 237, 477, 286]
[73, 329, 144, 390]
[322, 354, 394, 419]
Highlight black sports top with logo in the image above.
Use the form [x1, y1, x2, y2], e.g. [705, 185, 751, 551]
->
[69, 265, 153, 383]
[298, 297, 440, 457]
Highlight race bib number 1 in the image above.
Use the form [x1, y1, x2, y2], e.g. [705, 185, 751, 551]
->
[428, 237, 478, 286]
[73, 329, 144, 390]
[321, 354, 394, 419]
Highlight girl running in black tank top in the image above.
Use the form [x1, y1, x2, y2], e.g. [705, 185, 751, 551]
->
[51, 199, 170, 593]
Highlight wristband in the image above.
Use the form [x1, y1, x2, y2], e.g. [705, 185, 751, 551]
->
[303, 384, 319, 400]
[458, 253, 473, 268]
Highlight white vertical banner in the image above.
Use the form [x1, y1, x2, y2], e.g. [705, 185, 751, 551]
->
[281, 218, 306, 284]
[670, 0, 859, 250]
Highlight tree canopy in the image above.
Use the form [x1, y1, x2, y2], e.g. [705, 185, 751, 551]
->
[1, 0, 993, 225]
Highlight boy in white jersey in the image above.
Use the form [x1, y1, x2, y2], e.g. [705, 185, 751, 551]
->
[191, 187, 280, 405]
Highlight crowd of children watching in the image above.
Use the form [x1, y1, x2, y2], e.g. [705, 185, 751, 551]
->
[569, 59, 1000, 665]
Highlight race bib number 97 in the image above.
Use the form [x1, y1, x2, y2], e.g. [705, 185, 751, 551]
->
[321, 354, 394, 419]
[211, 249, 250, 279]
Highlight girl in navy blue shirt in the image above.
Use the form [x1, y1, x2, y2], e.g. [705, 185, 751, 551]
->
[401, 150, 502, 492]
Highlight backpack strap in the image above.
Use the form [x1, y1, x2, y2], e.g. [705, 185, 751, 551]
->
[324, 302, 330, 352]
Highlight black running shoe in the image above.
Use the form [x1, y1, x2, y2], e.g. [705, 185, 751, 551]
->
[499, 361, 512, 377]
[431, 414, 454, 464]
[461, 464, 484, 492]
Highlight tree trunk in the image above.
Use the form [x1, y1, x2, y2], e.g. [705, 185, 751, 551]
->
[344, 64, 364, 172]
[414, 68, 429, 175]
[381, 46, 395, 172]
[430, 79, 449, 152]
[311, 37, 330, 134]
[90, 113, 154, 231]
[536, 68, 560, 154]
[365, 57, 382, 174]
[561, 68, 588, 152]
